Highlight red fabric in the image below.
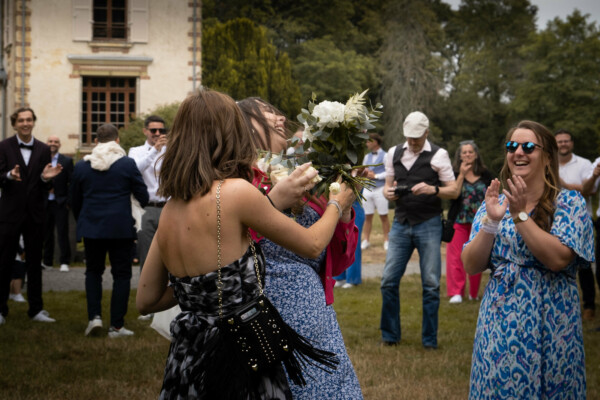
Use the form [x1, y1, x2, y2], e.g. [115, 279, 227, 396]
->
[250, 168, 358, 304]
[445, 222, 482, 299]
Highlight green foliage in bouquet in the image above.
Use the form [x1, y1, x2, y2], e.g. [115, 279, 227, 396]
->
[289, 90, 383, 201]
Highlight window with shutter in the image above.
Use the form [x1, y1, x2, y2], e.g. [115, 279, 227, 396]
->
[93, 0, 127, 41]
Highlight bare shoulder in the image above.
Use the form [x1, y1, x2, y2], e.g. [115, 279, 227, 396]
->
[221, 178, 260, 197]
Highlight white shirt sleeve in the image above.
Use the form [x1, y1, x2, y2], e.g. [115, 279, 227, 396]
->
[431, 148, 455, 182]
[385, 146, 396, 178]
[586, 157, 600, 192]
[129, 144, 159, 173]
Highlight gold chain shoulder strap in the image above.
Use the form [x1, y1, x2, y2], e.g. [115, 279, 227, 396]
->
[216, 180, 263, 320]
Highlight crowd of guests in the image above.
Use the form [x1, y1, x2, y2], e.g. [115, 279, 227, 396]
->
[0, 90, 597, 398]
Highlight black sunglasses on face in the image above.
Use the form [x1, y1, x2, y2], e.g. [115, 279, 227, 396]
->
[505, 141, 543, 154]
[149, 128, 167, 134]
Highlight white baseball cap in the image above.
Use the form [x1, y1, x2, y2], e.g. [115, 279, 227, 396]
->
[403, 111, 429, 138]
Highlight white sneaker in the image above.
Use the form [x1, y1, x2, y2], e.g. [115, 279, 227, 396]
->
[383, 240, 389, 251]
[449, 295, 463, 304]
[0, 314, 5, 325]
[361, 239, 370, 250]
[85, 316, 103, 336]
[41, 263, 52, 270]
[59, 264, 70, 272]
[32, 310, 56, 322]
[334, 280, 345, 288]
[138, 313, 153, 321]
[108, 326, 134, 338]
[9, 293, 26, 302]
[341, 283, 355, 289]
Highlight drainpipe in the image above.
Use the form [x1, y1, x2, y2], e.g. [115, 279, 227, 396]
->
[0, 2, 7, 139]
[20, 0, 25, 107]
[192, 0, 197, 91]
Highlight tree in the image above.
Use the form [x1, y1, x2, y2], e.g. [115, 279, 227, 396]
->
[293, 37, 377, 103]
[119, 103, 180, 154]
[509, 11, 600, 159]
[434, 0, 537, 174]
[202, 18, 302, 117]
[378, 0, 446, 147]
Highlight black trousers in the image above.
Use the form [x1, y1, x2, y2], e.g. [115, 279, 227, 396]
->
[0, 218, 44, 318]
[43, 200, 71, 265]
[83, 238, 133, 328]
[578, 217, 600, 310]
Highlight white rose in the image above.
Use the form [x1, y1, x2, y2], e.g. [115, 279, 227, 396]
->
[303, 166, 323, 184]
[270, 166, 290, 185]
[329, 182, 341, 194]
[312, 101, 346, 129]
[256, 158, 269, 173]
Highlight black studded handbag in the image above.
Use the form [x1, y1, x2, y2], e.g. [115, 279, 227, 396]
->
[204, 181, 338, 398]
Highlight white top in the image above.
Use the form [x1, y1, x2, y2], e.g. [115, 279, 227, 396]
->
[385, 140, 455, 182]
[585, 156, 600, 217]
[48, 152, 59, 200]
[128, 141, 166, 202]
[6, 136, 34, 179]
[560, 153, 592, 215]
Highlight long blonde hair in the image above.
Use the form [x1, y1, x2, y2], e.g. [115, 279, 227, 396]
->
[499, 120, 559, 231]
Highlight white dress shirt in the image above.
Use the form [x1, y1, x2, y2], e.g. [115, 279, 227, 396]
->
[385, 140, 455, 182]
[128, 141, 166, 203]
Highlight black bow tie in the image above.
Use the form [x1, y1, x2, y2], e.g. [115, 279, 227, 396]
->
[371, 152, 378, 155]
[19, 143, 33, 150]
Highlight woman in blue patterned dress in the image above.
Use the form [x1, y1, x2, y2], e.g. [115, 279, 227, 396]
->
[136, 90, 356, 399]
[462, 120, 594, 399]
[239, 97, 364, 399]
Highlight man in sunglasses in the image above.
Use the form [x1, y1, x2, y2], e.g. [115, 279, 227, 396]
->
[128, 115, 168, 321]
[379, 111, 457, 349]
[555, 128, 596, 322]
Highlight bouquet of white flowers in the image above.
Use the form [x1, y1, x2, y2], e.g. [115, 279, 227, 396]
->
[289, 89, 383, 202]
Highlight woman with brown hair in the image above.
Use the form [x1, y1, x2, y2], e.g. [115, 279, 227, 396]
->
[462, 120, 594, 398]
[136, 89, 355, 399]
[238, 97, 363, 399]
[445, 140, 493, 304]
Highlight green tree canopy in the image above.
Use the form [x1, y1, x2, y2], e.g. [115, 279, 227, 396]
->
[293, 37, 377, 103]
[202, 18, 302, 117]
[509, 10, 600, 159]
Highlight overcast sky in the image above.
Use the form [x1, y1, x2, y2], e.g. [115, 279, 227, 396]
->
[444, 0, 600, 29]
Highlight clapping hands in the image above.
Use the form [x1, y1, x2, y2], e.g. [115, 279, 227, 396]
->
[485, 175, 528, 221]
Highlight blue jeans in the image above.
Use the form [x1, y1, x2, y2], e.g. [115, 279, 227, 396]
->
[335, 201, 364, 285]
[380, 215, 441, 347]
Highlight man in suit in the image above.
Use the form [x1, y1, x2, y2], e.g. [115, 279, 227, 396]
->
[0, 107, 63, 325]
[42, 136, 74, 272]
[71, 124, 148, 337]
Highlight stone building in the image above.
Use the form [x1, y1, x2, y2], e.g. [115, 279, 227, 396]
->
[0, 0, 202, 154]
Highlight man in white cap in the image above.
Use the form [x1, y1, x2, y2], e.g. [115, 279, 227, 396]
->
[379, 111, 457, 349]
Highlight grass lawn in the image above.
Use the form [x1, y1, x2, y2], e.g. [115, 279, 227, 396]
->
[0, 275, 598, 399]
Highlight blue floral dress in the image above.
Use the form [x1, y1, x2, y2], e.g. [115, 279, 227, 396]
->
[466, 190, 594, 399]
[260, 206, 363, 399]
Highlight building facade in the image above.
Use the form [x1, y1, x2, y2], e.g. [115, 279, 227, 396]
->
[0, 0, 201, 154]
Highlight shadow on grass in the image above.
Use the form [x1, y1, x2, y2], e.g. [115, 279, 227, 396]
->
[0, 277, 598, 399]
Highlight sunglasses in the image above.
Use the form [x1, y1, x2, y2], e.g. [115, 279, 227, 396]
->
[149, 128, 167, 134]
[505, 141, 543, 154]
